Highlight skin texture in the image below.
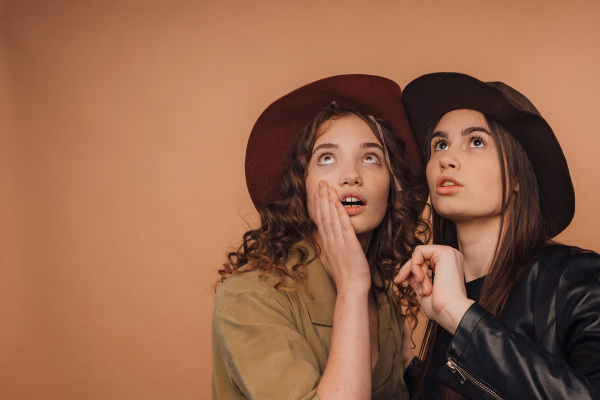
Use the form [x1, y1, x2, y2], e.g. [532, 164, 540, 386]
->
[306, 115, 391, 399]
[395, 109, 509, 334]
[312, 181, 373, 399]
[306, 115, 391, 251]
[426, 109, 503, 226]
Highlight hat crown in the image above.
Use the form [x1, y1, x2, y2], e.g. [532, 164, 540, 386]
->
[488, 81, 540, 116]
[402, 72, 574, 237]
[245, 74, 421, 210]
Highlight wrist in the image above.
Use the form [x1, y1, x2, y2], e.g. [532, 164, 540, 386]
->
[439, 298, 474, 335]
[335, 284, 371, 301]
[334, 276, 371, 295]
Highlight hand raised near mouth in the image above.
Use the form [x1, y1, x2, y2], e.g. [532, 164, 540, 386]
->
[312, 180, 371, 293]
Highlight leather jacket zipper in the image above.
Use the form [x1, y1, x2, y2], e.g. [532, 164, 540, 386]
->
[446, 358, 504, 400]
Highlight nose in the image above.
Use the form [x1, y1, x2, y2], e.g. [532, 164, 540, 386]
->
[439, 150, 459, 170]
[339, 163, 362, 186]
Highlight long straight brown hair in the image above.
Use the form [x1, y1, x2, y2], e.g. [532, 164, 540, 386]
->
[416, 115, 552, 399]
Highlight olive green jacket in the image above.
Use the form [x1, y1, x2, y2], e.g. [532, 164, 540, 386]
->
[212, 242, 409, 399]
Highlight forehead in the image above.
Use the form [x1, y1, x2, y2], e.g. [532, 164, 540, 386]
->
[435, 109, 488, 131]
[314, 114, 379, 145]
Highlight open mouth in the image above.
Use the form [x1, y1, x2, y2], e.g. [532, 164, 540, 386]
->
[341, 196, 365, 208]
[440, 181, 457, 187]
[435, 175, 463, 195]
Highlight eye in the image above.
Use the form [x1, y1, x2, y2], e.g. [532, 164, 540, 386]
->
[432, 138, 448, 151]
[362, 153, 381, 164]
[469, 136, 486, 148]
[317, 153, 336, 165]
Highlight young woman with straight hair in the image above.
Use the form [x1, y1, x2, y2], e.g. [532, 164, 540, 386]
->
[396, 72, 600, 399]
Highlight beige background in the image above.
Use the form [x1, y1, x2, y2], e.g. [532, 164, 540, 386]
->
[1, 0, 599, 398]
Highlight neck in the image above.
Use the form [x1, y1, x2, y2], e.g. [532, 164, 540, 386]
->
[356, 231, 373, 254]
[454, 216, 501, 282]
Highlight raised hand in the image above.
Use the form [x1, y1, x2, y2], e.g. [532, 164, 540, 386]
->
[311, 180, 373, 399]
[312, 180, 371, 293]
[394, 245, 474, 334]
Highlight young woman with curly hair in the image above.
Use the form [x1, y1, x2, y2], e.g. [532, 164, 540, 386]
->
[212, 74, 430, 400]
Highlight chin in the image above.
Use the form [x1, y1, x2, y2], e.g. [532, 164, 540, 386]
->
[350, 220, 375, 235]
[432, 202, 463, 217]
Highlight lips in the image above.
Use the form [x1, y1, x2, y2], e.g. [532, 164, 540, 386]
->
[339, 192, 367, 215]
[340, 196, 364, 207]
[436, 175, 463, 194]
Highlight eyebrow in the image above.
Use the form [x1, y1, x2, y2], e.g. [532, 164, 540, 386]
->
[312, 142, 384, 154]
[361, 142, 384, 151]
[431, 126, 491, 140]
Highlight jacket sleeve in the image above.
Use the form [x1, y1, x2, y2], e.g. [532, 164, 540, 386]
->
[212, 285, 322, 400]
[439, 252, 600, 399]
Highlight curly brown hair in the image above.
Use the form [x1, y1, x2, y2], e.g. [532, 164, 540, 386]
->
[217, 104, 430, 325]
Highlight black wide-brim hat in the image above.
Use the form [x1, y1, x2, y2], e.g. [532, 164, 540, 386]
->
[245, 74, 421, 210]
[402, 72, 575, 237]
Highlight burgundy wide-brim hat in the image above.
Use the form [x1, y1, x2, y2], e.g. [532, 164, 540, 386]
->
[402, 72, 575, 237]
[245, 74, 421, 210]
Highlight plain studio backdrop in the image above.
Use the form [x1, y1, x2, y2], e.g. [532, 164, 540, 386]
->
[1, 0, 599, 398]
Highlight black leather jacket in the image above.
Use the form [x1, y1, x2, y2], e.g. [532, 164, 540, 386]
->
[433, 244, 600, 399]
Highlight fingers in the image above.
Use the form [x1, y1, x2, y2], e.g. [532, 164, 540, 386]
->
[395, 255, 428, 284]
[313, 188, 328, 249]
[394, 248, 434, 297]
[326, 184, 344, 242]
[394, 261, 413, 284]
[315, 181, 358, 247]
[410, 247, 434, 295]
[313, 181, 370, 290]
[331, 189, 359, 245]
[317, 181, 336, 247]
[394, 262, 422, 296]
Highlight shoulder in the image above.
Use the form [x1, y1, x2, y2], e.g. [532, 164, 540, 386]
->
[531, 244, 600, 318]
[214, 268, 286, 313]
[213, 241, 327, 318]
[536, 243, 600, 267]
[212, 269, 307, 336]
[531, 243, 600, 280]
[516, 244, 600, 313]
[214, 243, 316, 313]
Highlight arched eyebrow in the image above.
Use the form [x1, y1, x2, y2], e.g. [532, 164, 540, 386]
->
[462, 126, 491, 136]
[312, 143, 338, 154]
[431, 126, 491, 140]
[361, 142, 384, 151]
[312, 142, 384, 154]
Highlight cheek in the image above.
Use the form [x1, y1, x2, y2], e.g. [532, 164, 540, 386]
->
[305, 166, 335, 200]
[370, 174, 391, 211]
[481, 164, 503, 196]
[306, 193, 316, 223]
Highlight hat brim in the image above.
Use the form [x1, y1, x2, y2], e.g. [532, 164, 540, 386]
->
[402, 72, 574, 237]
[245, 74, 421, 210]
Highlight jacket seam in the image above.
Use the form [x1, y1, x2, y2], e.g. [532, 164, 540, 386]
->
[460, 310, 484, 358]
[553, 253, 584, 346]
[540, 318, 556, 341]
